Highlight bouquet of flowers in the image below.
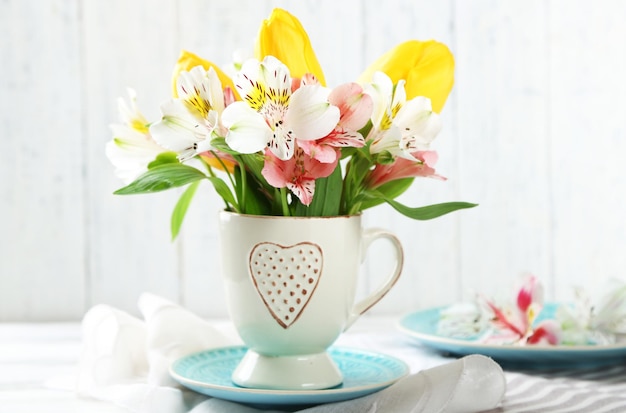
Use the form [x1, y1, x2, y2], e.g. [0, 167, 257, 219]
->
[107, 8, 476, 239]
[437, 274, 626, 346]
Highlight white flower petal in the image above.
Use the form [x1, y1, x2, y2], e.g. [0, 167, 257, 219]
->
[396, 97, 442, 150]
[223, 102, 271, 154]
[369, 126, 403, 157]
[367, 72, 394, 127]
[259, 56, 291, 99]
[117, 88, 149, 131]
[110, 124, 153, 148]
[286, 86, 339, 141]
[234, 59, 264, 108]
[105, 134, 164, 184]
[175, 66, 225, 120]
[177, 66, 203, 98]
[398, 95, 433, 114]
[267, 126, 295, 160]
[391, 79, 407, 110]
[372, 71, 393, 98]
[149, 100, 209, 153]
[207, 67, 225, 113]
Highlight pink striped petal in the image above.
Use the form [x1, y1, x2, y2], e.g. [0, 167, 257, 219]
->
[527, 320, 561, 345]
[516, 274, 543, 313]
[329, 83, 373, 131]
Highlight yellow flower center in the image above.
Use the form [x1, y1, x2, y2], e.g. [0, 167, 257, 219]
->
[380, 102, 402, 130]
[130, 119, 149, 134]
[184, 91, 212, 119]
[267, 85, 290, 107]
[244, 81, 268, 111]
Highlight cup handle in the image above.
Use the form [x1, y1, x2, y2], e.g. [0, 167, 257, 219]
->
[344, 228, 404, 330]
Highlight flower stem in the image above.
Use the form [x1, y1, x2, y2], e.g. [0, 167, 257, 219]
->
[340, 160, 351, 215]
[280, 187, 290, 216]
[238, 160, 247, 213]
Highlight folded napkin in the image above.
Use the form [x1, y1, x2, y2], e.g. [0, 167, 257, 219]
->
[76, 294, 505, 413]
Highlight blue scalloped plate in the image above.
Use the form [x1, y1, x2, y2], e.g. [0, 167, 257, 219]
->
[170, 346, 408, 406]
[398, 303, 626, 368]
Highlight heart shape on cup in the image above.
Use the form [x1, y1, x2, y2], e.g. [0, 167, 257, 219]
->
[249, 242, 323, 329]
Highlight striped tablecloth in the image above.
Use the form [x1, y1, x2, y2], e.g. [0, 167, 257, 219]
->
[1, 319, 626, 412]
[487, 365, 626, 413]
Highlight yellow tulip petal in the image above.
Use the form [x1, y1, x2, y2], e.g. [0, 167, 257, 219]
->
[171, 50, 239, 100]
[359, 40, 454, 113]
[199, 153, 237, 174]
[254, 8, 326, 86]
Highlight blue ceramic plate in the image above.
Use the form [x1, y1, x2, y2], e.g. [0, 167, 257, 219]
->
[170, 346, 408, 406]
[398, 303, 626, 368]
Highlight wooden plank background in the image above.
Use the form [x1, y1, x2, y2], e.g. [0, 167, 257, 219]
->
[1, 0, 625, 320]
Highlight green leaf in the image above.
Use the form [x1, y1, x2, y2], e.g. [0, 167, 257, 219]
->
[358, 178, 414, 211]
[148, 152, 179, 169]
[207, 176, 239, 210]
[237, 153, 267, 185]
[294, 165, 343, 216]
[373, 150, 395, 165]
[114, 163, 208, 195]
[370, 190, 478, 220]
[357, 120, 373, 139]
[170, 181, 199, 241]
[341, 150, 376, 214]
[210, 136, 237, 155]
[236, 170, 271, 215]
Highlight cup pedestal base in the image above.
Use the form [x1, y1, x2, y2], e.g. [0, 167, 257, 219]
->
[231, 349, 343, 390]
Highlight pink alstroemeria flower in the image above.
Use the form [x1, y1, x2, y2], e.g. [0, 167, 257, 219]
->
[262, 146, 338, 205]
[299, 83, 373, 163]
[366, 151, 444, 189]
[290, 73, 321, 92]
[482, 274, 561, 345]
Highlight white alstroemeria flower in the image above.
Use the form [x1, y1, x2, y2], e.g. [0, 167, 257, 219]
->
[106, 89, 166, 184]
[222, 56, 340, 160]
[557, 281, 626, 345]
[366, 71, 442, 160]
[150, 66, 227, 161]
[437, 301, 491, 340]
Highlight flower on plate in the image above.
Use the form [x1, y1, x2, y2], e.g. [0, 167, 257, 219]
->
[437, 275, 562, 346]
[480, 274, 561, 345]
[438, 275, 626, 348]
[556, 279, 626, 345]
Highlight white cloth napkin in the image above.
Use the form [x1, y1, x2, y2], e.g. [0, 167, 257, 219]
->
[76, 294, 505, 413]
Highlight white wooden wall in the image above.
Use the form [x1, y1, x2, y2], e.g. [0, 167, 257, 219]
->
[2, 0, 625, 321]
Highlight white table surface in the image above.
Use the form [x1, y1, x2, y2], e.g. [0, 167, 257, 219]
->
[2, 317, 626, 413]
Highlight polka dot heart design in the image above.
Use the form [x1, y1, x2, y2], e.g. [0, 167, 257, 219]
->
[249, 242, 323, 329]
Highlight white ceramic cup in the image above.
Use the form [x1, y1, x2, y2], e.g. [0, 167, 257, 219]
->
[219, 211, 404, 390]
